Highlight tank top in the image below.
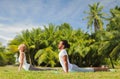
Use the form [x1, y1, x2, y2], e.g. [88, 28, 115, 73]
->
[19, 53, 30, 71]
[59, 49, 72, 72]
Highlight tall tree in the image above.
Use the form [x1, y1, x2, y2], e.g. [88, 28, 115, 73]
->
[106, 6, 120, 31]
[84, 2, 105, 32]
[104, 6, 120, 68]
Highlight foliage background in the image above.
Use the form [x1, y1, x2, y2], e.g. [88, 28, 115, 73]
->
[0, 3, 120, 68]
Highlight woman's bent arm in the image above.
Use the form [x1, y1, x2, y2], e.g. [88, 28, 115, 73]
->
[18, 52, 24, 71]
[62, 55, 68, 73]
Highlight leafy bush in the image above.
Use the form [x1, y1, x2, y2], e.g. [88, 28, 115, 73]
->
[0, 52, 7, 66]
[0, 52, 15, 66]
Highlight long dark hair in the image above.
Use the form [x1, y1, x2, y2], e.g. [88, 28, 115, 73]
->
[61, 40, 70, 48]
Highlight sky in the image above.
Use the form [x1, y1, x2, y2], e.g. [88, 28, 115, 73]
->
[0, 0, 120, 46]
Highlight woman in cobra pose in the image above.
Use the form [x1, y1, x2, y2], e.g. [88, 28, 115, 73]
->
[18, 44, 42, 71]
[58, 40, 109, 73]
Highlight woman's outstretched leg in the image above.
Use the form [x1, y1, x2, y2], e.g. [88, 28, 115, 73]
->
[29, 65, 58, 71]
[29, 65, 43, 71]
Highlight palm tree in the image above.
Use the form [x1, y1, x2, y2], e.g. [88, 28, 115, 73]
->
[97, 31, 120, 68]
[8, 28, 44, 65]
[103, 6, 120, 68]
[34, 46, 58, 67]
[84, 2, 106, 32]
[33, 24, 59, 66]
[106, 6, 120, 31]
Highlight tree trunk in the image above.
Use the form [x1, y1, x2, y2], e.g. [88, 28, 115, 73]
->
[27, 49, 32, 65]
[109, 56, 115, 68]
[94, 19, 98, 32]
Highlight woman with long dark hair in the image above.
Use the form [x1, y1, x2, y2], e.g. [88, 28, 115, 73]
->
[58, 40, 109, 73]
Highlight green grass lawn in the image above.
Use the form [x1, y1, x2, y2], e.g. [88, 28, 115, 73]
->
[0, 65, 120, 79]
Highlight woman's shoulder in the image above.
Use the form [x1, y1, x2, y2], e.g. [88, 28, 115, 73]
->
[20, 52, 25, 56]
[20, 52, 25, 54]
[60, 49, 67, 55]
[61, 49, 66, 52]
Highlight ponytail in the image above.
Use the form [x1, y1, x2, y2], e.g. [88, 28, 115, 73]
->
[61, 40, 70, 48]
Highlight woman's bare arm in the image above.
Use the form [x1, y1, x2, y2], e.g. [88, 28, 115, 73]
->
[18, 52, 24, 71]
[62, 55, 68, 73]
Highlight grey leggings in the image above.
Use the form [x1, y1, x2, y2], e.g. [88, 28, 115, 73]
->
[69, 64, 94, 72]
[29, 65, 42, 71]
[29, 65, 57, 71]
